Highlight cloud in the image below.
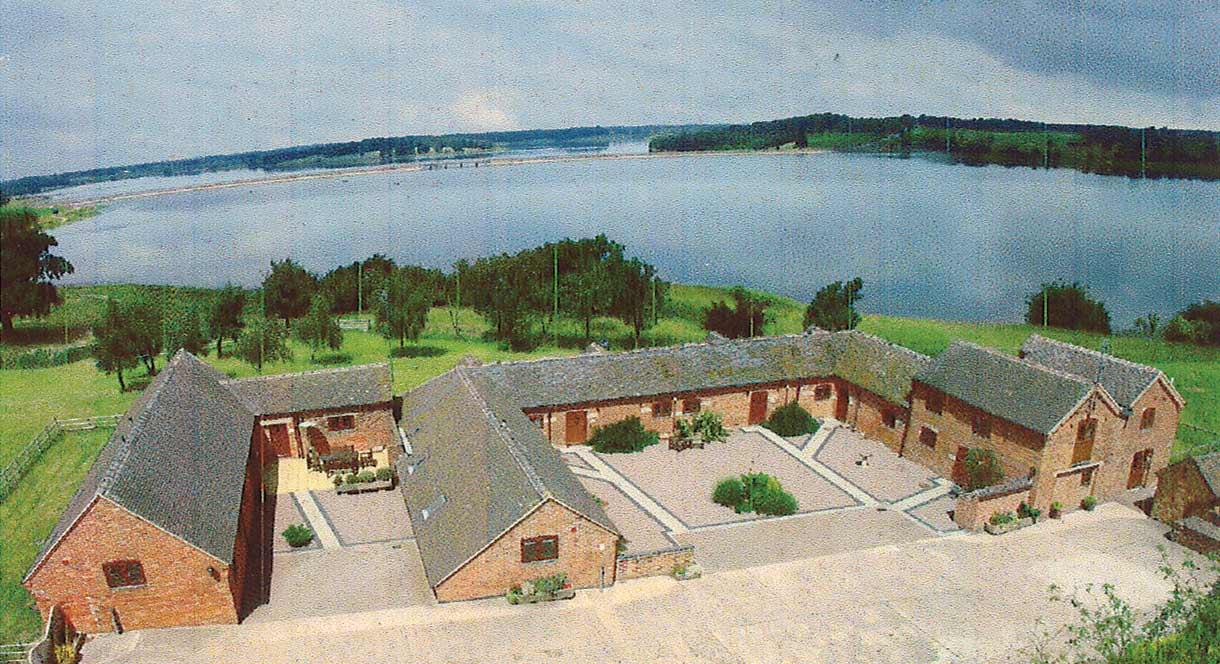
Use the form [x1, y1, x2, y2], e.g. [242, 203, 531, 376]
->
[451, 89, 519, 132]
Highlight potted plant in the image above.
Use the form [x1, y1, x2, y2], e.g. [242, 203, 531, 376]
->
[672, 562, 703, 581]
[1081, 495, 1097, 511]
[984, 510, 1023, 535]
[1049, 501, 1064, 519]
[1017, 501, 1042, 525]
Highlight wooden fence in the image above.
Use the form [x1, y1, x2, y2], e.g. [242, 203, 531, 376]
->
[0, 416, 120, 503]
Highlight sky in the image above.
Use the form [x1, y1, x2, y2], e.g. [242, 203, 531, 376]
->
[2, 0, 1218, 179]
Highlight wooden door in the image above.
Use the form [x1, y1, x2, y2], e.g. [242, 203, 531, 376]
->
[951, 446, 970, 487]
[748, 391, 769, 425]
[565, 411, 588, 444]
[834, 384, 849, 421]
[1127, 449, 1153, 489]
[266, 423, 293, 458]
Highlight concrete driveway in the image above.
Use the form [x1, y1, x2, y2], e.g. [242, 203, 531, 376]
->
[83, 504, 1207, 664]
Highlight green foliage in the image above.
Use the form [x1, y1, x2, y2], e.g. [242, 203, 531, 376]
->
[962, 447, 1005, 491]
[0, 206, 74, 338]
[263, 258, 316, 322]
[712, 476, 745, 508]
[91, 299, 139, 391]
[388, 344, 445, 358]
[320, 254, 398, 314]
[355, 471, 376, 483]
[1162, 315, 1207, 345]
[0, 344, 91, 370]
[703, 287, 767, 339]
[989, 511, 1016, 526]
[675, 411, 728, 445]
[377, 268, 432, 347]
[375, 466, 393, 482]
[529, 572, 568, 596]
[1082, 495, 1098, 511]
[1017, 501, 1041, 523]
[803, 278, 863, 331]
[763, 402, 819, 437]
[1025, 280, 1111, 334]
[163, 297, 209, 356]
[587, 416, 659, 454]
[234, 316, 292, 371]
[281, 523, 314, 548]
[294, 293, 343, 359]
[1166, 300, 1220, 347]
[207, 284, 246, 357]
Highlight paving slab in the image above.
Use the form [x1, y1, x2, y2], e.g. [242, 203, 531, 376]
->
[312, 487, 413, 546]
[576, 476, 675, 553]
[815, 427, 939, 502]
[272, 493, 319, 553]
[906, 494, 961, 532]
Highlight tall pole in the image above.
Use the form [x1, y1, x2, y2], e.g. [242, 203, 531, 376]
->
[357, 262, 363, 315]
[945, 117, 950, 153]
[1140, 128, 1147, 179]
[1043, 284, 1048, 328]
[1042, 122, 1049, 169]
[552, 245, 559, 346]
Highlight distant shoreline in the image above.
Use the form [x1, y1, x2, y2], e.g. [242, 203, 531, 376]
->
[49, 149, 830, 208]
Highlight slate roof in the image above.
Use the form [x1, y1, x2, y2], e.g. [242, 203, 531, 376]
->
[470, 330, 929, 410]
[223, 363, 392, 415]
[1190, 451, 1220, 497]
[1019, 334, 1175, 412]
[27, 351, 255, 582]
[399, 368, 616, 588]
[916, 342, 1095, 434]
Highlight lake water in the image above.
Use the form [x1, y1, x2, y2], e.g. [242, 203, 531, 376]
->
[51, 151, 1219, 327]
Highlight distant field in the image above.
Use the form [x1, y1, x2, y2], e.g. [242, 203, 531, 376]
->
[1, 201, 99, 231]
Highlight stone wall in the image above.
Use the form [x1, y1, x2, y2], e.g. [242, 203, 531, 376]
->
[435, 499, 619, 602]
[615, 545, 696, 581]
[843, 385, 908, 452]
[24, 498, 240, 633]
[953, 478, 1034, 531]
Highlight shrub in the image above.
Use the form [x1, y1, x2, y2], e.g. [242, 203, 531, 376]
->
[375, 466, 393, 482]
[389, 344, 446, 358]
[1024, 280, 1111, 333]
[712, 476, 745, 508]
[332, 474, 346, 487]
[54, 644, 79, 664]
[763, 402, 819, 437]
[753, 485, 799, 516]
[282, 523, 314, 548]
[505, 585, 523, 605]
[344, 473, 359, 485]
[693, 411, 727, 443]
[962, 448, 1004, 491]
[531, 572, 568, 595]
[356, 470, 376, 483]
[1081, 495, 1097, 511]
[1018, 502, 1041, 523]
[989, 511, 1016, 526]
[587, 417, 659, 453]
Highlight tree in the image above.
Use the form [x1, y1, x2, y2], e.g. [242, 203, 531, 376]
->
[294, 293, 342, 359]
[377, 269, 431, 347]
[703, 287, 767, 339]
[1177, 300, 1220, 346]
[121, 293, 164, 375]
[763, 402, 819, 437]
[610, 258, 662, 347]
[0, 207, 74, 339]
[962, 448, 1004, 491]
[1025, 280, 1111, 334]
[207, 284, 246, 357]
[235, 316, 292, 371]
[1132, 313, 1160, 338]
[803, 278, 863, 331]
[263, 258, 316, 324]
[163, 297, 209, 356]
[91, 299, 139, 391]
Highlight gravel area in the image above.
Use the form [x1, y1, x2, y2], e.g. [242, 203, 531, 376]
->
[597, 430, 857, 528]
[312, 488, 413, 546]
[577, 476, 675, 553]
[906, 494, 960, 532]
[815, 428, 938, 502]
[273, 494, 319, 553]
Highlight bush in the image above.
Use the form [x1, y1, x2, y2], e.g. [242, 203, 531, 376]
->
[587, 417, 659, 453]
[753, 485, 798, 516]
[693, 411, 727, 443]
[1024, 280, 1111, 333]
[530, 572, 568, 595]
[1018, 501, 1041, 523]
[389, 344, 446, 358]
[989, 511, 1016, 526]
[282, 523, 314, 548]
[1081, 495, 1097, 511]
[356, 471, 376, 483]
[1163, 314, 1210, 345]
[763, 402, 819, 437]
[332, 474, 346, 487]
[712, 476, 745, 508]
[962, 448, 1004, 491]
[375, 466, 393, 482]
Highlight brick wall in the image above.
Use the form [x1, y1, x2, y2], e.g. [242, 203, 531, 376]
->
[843, 386, 908, 452]
[261, 403, 396, 458]
[615, 545, 695, 580]
[230, 425, 269, 620]
[1152, 460, 1217, 523]
[1034, 390, 1125, 510]
[1093, 380, 1179, 499]
[24, 497, 239, 633]
[953, 479, 1033, 531]
[435, 499, 619, 602]
[1171, 520, 1220, 555]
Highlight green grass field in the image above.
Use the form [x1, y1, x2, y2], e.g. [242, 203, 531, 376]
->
[0, 282, 1216, 641]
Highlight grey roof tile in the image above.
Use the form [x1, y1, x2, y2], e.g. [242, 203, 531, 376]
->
[222, 363, 392, 414]
[1192, 451, 1220, 497]
[1020, 334, 1164, 412]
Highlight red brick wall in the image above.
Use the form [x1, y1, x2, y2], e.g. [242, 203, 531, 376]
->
[24, 498, 239, 633]
[229, 425, 269, 620]
[1153, 461, 1217, 523]
[953, 484, 1033, 531]
[261, 403, 396, 457]
[843, 386, 908, 452]
[1093, 380, 1179, 499]
[1034, 391, 1125, 510]
[616, 545, 695, 580]
[435, 499, 619, 602]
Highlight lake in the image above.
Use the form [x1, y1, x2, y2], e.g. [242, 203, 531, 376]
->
[50, 151, 1219, 327]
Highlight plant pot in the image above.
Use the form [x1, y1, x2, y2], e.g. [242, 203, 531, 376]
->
[337, 479, 394, 494]
[984, 517, 1034, 535]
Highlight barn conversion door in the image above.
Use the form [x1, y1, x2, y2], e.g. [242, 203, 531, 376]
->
[266, 423, 293, 458]
[1128, 449, 1153, 489]
[748, 391, 768, 425]
[565, 411, 588, 444]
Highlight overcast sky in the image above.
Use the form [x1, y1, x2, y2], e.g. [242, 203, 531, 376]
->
[2, 0, 1217, 179]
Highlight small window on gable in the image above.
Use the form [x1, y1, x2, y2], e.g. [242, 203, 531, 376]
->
[926, 392, 944, 415]
[652, 400, 673, 418]
[521, 535, 559, 563]
[103, 560, 146, 589]
[682, 398, 701, 414]
[972, 415, 991, 438]
[1140, 408, 1156, 430]
[327, 415, 355, 431]
[919, 426, 937, 448]
[813, 384, 832, 401]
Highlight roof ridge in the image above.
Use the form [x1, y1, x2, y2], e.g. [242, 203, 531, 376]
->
[478, 332, 822, 371]
[1025, 334, 1158, 375]
[950, 340, 1091, 386]
[454, 368, 549, 499]
[220, 362, 389, 384]
[836, 329, 932, 361]
[98, 352, 188, 493]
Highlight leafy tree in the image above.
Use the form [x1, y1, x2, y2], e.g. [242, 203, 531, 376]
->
[1177, 300, 1220, 346]
[803, 278, 864, 331]
[703, 287, 767, 339]
[235, 316, 292, 371]
[0, 207, 74, 338]
[91, 299, 139, 391]
[207, 284, 246, 357]
[610, 258, 663, 347]
[1163, 315, 1208, 345]
[320, 254, 398, 314]
[587, 417, 659, 454]
[163, 297, 209, 356]
[763, 402, 819, 437]
[1025, 280, 1111, 334]
[962, 448, 1004, 491]
[122, 293, 164, 375]
[263, 258, 316, 324]
[294, 293, 343, 359]
[712, 476, 745, 508]
[377, 268, 432, 347]
[1132, 313, 1160, 338]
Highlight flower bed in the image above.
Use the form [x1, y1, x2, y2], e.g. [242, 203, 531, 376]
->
[506, 573, 575, 604]
[334, 467, 396, 494]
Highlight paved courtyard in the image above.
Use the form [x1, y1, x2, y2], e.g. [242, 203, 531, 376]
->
[813, 427, 939, 502]
[577, 476, 675, 553]
[84, 504, 1207, 664]
[312, 488, 413, 546]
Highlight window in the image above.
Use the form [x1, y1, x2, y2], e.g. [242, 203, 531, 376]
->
[1073, 418, 1097, 464]
[925, 392, 944, 415]
[882, 411, 897, 429]
[972, 415, 991, 438]
[326, 415, 355, 431]
[919, 426, 938, 448]
[421, 493, 447, 521]
[521, 535, 559, 563]
[652, 400, 673, 418]
[1080, 467, 1094, 487]
[1140, 408, 1156, 430]
[102, 560, 146, 589]
[682, 398, 701, 414]
[813, 384, 832, 401]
